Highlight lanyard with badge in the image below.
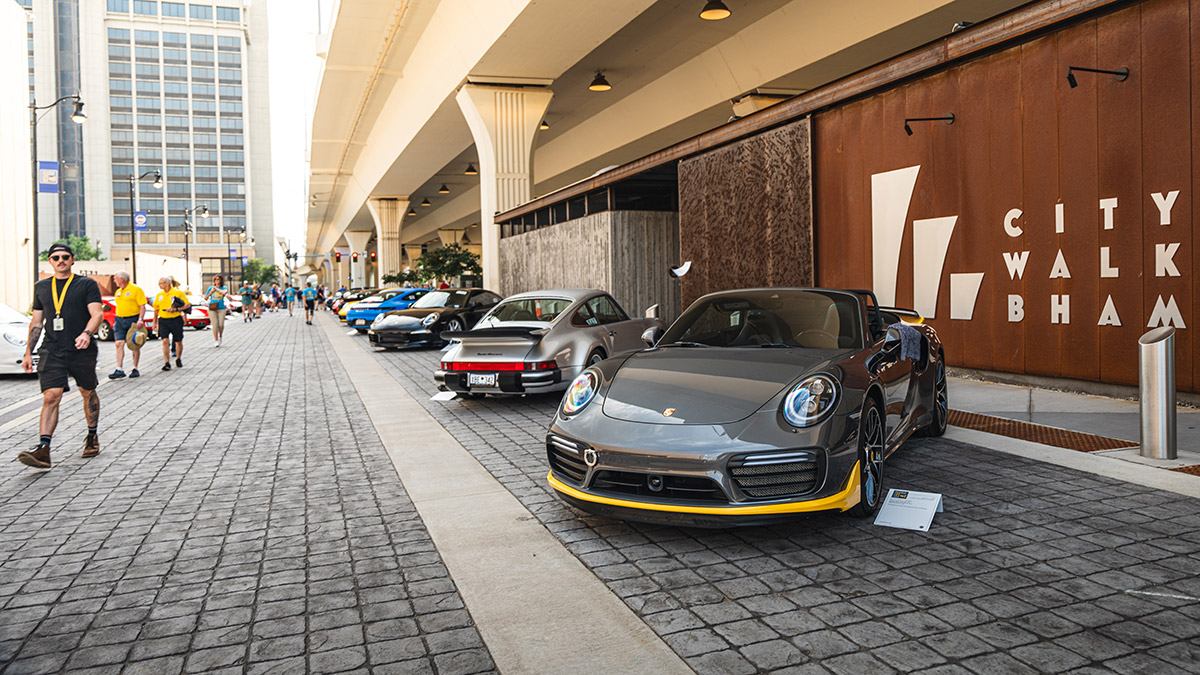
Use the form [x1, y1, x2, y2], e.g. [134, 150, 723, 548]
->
[51, 274, 72, 332]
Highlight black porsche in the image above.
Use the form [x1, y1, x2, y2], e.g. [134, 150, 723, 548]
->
[367, 288, 502, 349]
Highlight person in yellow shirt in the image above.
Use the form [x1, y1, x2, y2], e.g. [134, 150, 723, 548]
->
[153, 276, 191, 371]
[108, 271, 147, 380]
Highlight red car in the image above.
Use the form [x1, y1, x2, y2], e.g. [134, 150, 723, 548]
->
[97, 296, 209, 340]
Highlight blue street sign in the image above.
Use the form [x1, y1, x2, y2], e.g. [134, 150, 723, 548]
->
[38, 161, 59, 194]
[133, 210, 149, 231]
[229, 248, 238, 260]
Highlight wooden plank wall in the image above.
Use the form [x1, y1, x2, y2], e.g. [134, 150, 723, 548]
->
[498, 211, 682, 321]
[678, 119, 815, 307]
[814, 0, 1197, 392]
[611, 211, 683, 321]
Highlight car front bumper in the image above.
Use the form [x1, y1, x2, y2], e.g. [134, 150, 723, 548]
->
[368, 328, 439, 347]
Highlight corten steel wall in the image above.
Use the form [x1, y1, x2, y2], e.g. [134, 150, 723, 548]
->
[678, 119, 814, 307]
[815, 0, 1197, 392]
[498, 211, 682, 320]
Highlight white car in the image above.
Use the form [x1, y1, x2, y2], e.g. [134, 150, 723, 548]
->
[0, 303, 36, 374]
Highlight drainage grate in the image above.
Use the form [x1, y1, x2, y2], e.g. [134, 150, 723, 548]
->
[947, 409, 1137, 452]
[1171, 465, 1200, 476]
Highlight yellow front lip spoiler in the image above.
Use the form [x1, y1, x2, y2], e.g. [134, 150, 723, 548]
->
[547, 461, 862, 516]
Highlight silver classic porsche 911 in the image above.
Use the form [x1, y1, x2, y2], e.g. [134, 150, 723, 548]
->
[545, 288, 948, 527]
[434, 289, 665, 397]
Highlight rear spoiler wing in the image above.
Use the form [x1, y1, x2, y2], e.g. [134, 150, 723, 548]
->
[439, 326, 549, 342]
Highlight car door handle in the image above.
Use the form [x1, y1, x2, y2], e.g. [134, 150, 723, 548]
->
[607, 330, 616, 336]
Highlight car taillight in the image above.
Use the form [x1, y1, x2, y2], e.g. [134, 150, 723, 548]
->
[526, 361, 557, 371]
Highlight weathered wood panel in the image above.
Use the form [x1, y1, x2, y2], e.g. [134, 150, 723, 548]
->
[611, 211, 682, 321]
[678, 118, 814, 306]
[812, 0, 1197, 391]
[499, 213, 612, 298]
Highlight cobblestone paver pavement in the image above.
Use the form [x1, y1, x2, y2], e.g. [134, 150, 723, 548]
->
[0, 314, 496, 675]
[360, 338, 1200, 675]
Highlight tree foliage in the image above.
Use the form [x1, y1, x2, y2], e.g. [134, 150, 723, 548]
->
[39, 235, 105, 261]
[382, 269, 420, 286]
[414, 244, 481, 284]
[240, 258, 279, 285]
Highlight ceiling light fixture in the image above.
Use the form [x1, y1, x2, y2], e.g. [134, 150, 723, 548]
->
[464, 163, 478, 175]
[406, 207, 416, 216]
[438, 184, 449, 194]
[420, 198, 431, 207]
[539, 119, 550, 130]
[588, 71, 612, 92]
[699, 0, 731, 20]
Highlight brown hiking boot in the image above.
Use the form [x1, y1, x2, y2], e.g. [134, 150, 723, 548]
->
[18, 443, 51, 469]
[82, 434, 100, 459]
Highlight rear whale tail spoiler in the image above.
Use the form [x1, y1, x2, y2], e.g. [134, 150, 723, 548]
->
[439, 326, 549, 342]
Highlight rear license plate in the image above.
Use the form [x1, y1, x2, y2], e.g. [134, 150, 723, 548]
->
[468, 373, 497, 387]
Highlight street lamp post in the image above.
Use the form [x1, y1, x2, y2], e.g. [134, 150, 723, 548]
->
[238, 226, 246, 278]
[29, 95, 85, 285]
[182, 203, 209, 290]
[128, 169, 162, 284]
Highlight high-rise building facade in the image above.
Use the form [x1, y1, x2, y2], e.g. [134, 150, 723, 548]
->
[21, 0, 274, 289]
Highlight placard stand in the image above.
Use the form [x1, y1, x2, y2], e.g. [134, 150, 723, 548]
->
[873, 489, 943, 531]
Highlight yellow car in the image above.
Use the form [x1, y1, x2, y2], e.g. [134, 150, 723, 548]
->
[337, 288, 379, 322]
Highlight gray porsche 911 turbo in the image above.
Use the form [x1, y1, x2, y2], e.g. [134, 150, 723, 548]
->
[545, 288, 947, 527]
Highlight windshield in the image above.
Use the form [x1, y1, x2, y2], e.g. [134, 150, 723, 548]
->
[478, 297, 572, 326]
[0, 304, 28, 324]
[660, 290, 864, 349]
[413, 290, 469, 309]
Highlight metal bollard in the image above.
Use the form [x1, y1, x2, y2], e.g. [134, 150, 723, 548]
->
[1138, 327, 1177, 460]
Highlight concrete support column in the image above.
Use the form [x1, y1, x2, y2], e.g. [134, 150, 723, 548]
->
[404, 245, 424, 269]
[344, 231, 372, 288]
[367, 197, 407, 282]
[438, 229, 465, 246]
[456, 84, 553, 291]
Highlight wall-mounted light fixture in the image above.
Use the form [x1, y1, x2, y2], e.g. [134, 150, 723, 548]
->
[420, 198, 431, 207]
[699, 0, 731, 20]
[951, 21, 974, 32]
[1067, 65, 1129, 88]
[588, 71, 612, 92]
[464, 163, 478, 175]
[539, 119, 550, 130]
[438, 184, 450, 194]
[903, 114, 955, 136]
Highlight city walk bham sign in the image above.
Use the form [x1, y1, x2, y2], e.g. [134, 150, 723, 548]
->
[871, 165, 1187, 329]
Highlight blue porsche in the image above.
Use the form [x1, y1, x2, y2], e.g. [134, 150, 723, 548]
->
[346, 288, 429, 332]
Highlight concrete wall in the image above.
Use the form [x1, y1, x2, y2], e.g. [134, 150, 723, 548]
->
[1, 1, 34, 312]
[677, 118, 815, 307]
[499, 210, 682, 321]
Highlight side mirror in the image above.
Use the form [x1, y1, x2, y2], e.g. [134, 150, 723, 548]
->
[882, 327, 902, 355]
[644, 304, 660, 320]
[641, 326, 665, 347]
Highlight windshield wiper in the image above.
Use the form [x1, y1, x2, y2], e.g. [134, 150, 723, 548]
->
[755, 343, 794, 348]
[663, 341, 709, 348]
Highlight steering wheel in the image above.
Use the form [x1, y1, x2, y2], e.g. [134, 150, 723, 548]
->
[797, 328, 837, 346]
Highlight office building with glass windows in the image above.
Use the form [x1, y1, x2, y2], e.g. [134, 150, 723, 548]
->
[20, 0, 273, 289]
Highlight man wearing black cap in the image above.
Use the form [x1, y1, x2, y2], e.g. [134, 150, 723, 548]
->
[18, 243, 104, 469]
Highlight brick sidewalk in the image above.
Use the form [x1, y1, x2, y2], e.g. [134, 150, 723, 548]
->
[357, 338, 1200, 675]
[0, 315, 495, 675]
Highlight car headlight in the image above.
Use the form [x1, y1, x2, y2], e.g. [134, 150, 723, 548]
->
[562, 368, 601, 416]
[782, 374, 839, 427]
[373, 314, 398, 329]
[3, 332, 25, 347]
[421, 313, 439, 327]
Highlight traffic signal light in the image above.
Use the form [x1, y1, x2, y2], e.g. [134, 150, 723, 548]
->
[335, 251, 342, 263]
[352, 251, 359, 262]
[369, 251, 377, 262]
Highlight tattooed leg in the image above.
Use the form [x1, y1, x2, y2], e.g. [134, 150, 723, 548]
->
[82, 390, 99, 431]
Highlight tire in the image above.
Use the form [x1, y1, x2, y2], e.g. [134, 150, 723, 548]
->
[849, 401, 886, 518]
[97, 321, 112, 342]
[916, 354, 948, 438]
[587, 349, 606, 366]
[355, 328, 367, 334]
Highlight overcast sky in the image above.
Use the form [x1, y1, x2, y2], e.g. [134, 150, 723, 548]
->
[265, 0, 325, 252]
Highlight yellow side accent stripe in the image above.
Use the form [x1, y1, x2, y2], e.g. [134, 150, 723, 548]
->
[547, 462, 862, 516]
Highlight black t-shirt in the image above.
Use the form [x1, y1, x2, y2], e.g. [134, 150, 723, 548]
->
[32, 274, 102, 354]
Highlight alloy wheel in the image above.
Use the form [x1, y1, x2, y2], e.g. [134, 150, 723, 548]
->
[447, 318, 463, 332]
[934, 360, 948, 429]
[862, 405, 885, 508]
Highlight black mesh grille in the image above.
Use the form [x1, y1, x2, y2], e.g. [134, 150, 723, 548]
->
[728, 452, 820, 499]
[592, 471, 727, 504]
[547, 434, 588, 484]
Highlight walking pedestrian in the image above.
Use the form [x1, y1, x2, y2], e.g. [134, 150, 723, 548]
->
[270, 284, 281, 313]
[205, 274, 229, 346]
[302, 282, 317, 325]
[252, 283, 264, 319]
[284, 284, 297, 317]
[153, 276, 190, 371]
[240, 281, 254, 322]
[108, 270, 146, 380]
[18, 242, 104, 468]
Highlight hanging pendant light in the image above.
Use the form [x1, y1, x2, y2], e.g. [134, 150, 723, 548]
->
[420, 198, 431, 207]
[699, 0, 731, 20]
[588, 71, 612, 92]
[406, 207, 416, 216]
[464, 163, 478, 175]
[539, 119, 550, 130]
[438, 184, 450, 194]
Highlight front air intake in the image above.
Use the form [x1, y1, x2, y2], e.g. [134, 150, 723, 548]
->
[728, 450, 820, 499]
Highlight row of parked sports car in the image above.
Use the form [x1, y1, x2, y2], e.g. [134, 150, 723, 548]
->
[335, 285, 949, 528]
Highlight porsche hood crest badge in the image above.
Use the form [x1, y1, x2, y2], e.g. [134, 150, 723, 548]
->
[663, 408, 676, 417]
